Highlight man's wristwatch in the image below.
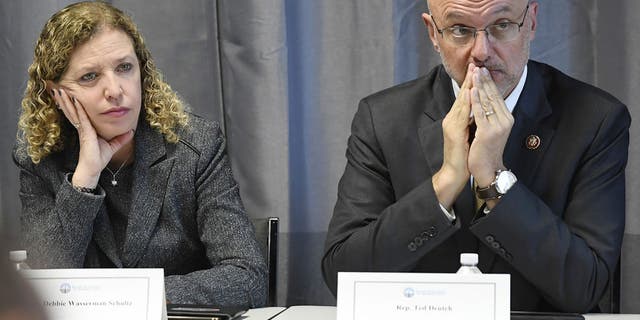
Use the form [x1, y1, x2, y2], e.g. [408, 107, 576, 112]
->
[476, 169, 517, 200]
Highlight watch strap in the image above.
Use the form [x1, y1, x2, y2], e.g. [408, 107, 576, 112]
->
[476, 183, 500, 200]
[476, 169, 510, 200]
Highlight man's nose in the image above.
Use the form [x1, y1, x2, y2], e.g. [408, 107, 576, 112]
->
[470, 30, 491, 64]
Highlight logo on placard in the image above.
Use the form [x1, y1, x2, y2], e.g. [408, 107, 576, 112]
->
[59, 283, 72, 294]
[403, 287, 415, 298]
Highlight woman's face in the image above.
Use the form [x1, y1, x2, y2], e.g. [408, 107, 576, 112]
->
[56, 27, 142, 140]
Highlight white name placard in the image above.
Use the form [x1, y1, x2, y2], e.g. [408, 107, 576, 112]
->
[21, 268, 166, 320]
[337, 272, 510, 320]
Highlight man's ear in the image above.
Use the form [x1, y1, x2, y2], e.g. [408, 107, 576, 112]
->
[422, 13, 440, 53]
[527, 1, 539, 41]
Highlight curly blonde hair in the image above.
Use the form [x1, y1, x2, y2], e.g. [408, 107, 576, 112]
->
[18, 1, 189, 163]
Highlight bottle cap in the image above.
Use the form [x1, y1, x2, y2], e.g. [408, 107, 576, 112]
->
[460, 253, 478, 265]
[9, 250, 27, 262]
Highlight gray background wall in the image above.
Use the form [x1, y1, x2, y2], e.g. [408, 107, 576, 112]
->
[1, 0, 638, 311]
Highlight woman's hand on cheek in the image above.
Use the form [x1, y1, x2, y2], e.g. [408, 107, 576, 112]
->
[51, 88, 133, 189]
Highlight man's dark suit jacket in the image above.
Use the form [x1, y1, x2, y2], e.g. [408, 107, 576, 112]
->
[322, 61, 630, 312]
[14, 113, 267, 307]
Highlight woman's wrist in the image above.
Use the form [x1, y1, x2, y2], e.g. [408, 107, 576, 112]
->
[72, 185, 96, 194]
[71, 169, 99, 190]
[65, 172, 98, 194]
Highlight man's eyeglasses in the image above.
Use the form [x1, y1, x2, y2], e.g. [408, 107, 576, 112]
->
[431, 4, 529, 46]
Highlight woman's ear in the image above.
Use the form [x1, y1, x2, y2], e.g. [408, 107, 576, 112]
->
[45, 80, 57, 97]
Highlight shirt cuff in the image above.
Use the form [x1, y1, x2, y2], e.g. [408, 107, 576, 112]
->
[439, 203, 456, 222]
[65, 172, 104, 196]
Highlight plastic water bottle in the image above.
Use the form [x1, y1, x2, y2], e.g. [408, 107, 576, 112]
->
[456, 253, 481, 274]
[9, 250, 31, 271]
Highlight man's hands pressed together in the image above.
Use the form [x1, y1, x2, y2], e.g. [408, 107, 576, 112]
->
[433, 63, 514, 211]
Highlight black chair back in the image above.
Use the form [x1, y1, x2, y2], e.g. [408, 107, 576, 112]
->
[251, 217, 279, 307]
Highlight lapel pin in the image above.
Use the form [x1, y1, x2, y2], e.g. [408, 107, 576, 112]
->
[526, 134, 541, 150]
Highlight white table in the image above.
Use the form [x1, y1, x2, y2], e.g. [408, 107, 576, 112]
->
[584, 315, 640, 320]
[241, 307, 286, 319]
[269, 306, 336, 320]
[243, 306, 640, 320]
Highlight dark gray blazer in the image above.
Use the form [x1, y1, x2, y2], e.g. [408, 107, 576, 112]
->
[322, 61, 630, 312]
[14, 113, 267, 307]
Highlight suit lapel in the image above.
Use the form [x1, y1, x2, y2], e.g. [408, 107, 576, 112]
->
[63, 137, 123, 267]
[478, 62, 554, 272]
[92, 208, 123, 267]
[418, 121, 444, 175]
[417, 67, 479, 252]
[418, 66, 456, 175]
[503, 63, 554, 186]
[121, 120, 174, 267]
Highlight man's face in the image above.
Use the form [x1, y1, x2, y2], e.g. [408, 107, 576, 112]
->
[425, 0, 538, 98]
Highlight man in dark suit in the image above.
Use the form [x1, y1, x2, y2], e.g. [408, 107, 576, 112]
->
[322, 0, 630, 313]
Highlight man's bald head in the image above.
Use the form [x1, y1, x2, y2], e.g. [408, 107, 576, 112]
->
[422, 0, 537, 97]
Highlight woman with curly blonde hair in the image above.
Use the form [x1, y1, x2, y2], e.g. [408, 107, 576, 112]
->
[13, 1, 267, 307]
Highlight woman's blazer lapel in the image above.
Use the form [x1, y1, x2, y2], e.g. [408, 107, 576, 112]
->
[121, 120, 175, 267]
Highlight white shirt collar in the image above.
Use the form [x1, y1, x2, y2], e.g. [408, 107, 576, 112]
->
[451, 65, 528, 114]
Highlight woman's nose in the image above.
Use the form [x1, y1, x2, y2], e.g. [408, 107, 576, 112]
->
[103, 73, 123, 101]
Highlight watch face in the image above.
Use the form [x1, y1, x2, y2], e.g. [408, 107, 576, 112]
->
[495, 171, 517, 194]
